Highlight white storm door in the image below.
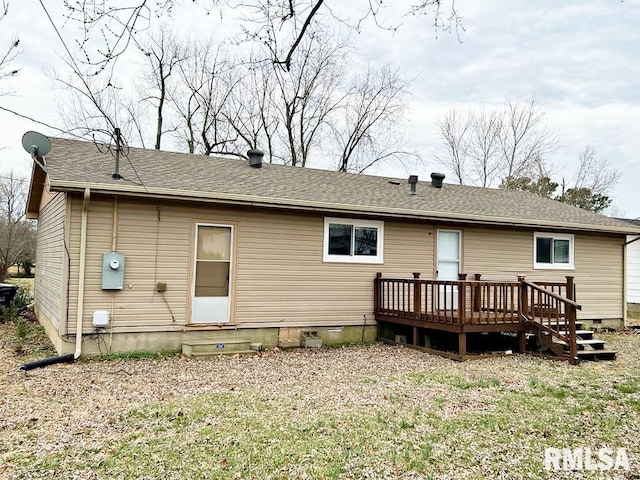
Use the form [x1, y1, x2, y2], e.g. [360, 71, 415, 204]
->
[437, 230, 461, 310]
[192, 224, 233, 324]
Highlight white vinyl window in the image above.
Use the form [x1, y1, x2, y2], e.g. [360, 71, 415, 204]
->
[323, 217, 384, 264]
[533, 232, 574, 270]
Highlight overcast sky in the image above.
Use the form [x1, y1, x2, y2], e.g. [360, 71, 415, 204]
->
[0, 0, 638, 218]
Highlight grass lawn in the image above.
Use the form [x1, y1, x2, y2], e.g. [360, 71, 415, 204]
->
[1, 320, 638, 479]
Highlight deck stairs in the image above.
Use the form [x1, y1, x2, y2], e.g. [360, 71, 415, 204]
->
[528, 318, 617, 362]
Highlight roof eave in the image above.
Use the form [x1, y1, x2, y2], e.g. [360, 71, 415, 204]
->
[26, 162, 47, 219]
[49, 180, 640, 235]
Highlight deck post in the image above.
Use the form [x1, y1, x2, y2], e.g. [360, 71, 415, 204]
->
[458, 333, 467, 358]
[518, 331, 527, 353]
[374, 272, 382, 313]
[412, 272, 421, 318]
[457, 274, 467, 323]
[473, 274, 482, 312]
[565, 276, 578, 364]
[565, 276, 575, 301]
[517, 275, 527, 318]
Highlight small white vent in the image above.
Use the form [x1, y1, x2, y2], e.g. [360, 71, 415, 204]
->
[92, 310, 110, 328]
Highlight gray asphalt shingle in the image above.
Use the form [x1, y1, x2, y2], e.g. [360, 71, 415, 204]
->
[42, 137, 638, 234]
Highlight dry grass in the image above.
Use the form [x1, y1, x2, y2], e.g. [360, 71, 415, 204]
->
[1, 323, 639, 479]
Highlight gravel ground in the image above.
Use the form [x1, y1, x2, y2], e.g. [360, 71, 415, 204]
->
[1, 326, 639, 479]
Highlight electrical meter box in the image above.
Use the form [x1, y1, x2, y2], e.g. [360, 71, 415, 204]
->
[102, 252, 125, 290]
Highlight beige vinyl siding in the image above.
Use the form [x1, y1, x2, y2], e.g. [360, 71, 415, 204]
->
[67, 198, 189, 333]
[463, 226, 624, 319]
[235, 217, 434, 327]
[66, 195, 435, 333]
[65, 194, 624, 334]
[628, 238, 640, 304]
[34, 192, 66, 329]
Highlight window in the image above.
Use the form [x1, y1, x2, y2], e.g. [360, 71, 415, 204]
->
[323, 218, 383, 263]
[533, 232, 574, 269]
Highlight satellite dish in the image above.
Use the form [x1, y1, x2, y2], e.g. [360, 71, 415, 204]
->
[22, 131, 51, 157]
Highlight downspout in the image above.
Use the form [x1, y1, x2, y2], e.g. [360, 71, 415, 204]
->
[20, 189, 90, 370]
[74, 188, 91, 359]
[623, 240, 628, 328]
[622, 235, 639, 329]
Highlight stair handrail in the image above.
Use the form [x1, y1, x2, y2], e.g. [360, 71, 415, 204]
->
[519, 277, 582, 364]
[521, 280, 581, 309]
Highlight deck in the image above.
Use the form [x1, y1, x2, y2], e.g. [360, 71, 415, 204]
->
[374, 273, 583, 362]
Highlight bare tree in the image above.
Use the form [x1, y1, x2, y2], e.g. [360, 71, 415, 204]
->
[0, 172, 36, 281]
[436, 98, 557, 188]
[436, 108, 471, 185]
[171, 41, 240, 156]
[138, 28, 187, 149]
[566, 145, 620, 198]
[332, 65, 410, 173]
[0, 1, 19, 92]
[556, 145, 620, 213]
[499, 97, 557, 182]
[267, 26, 348, 166]
[61, 1, 462, 75]
[224, 57, 280, 161]
[468, 109, 502, 187]
[55, 71, 140, 147]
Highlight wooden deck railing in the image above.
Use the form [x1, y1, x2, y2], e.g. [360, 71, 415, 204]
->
[374, 272, 580, 362]
[374, 273, 520, 325]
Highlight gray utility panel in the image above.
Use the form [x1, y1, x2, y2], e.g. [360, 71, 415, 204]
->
[102, 252, 125, 290]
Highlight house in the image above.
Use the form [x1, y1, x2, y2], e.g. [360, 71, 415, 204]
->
[26, 137, 640, 359]
[621, 218, 640, 311]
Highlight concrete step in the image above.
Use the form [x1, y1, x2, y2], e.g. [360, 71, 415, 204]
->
[182, 339, 255, 357]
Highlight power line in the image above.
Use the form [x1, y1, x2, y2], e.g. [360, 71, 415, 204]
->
[0, 106, 71, 135]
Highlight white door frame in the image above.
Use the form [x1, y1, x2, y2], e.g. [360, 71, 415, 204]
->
[436, 229, 462, 280]
[191, 223, 234, 324]
[436, 229, 462, 311]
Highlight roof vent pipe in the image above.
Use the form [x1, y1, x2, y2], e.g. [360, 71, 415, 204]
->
[247, 149, 264, 168]
[431, 172, 445, 188]
[408, 175, 418, 196]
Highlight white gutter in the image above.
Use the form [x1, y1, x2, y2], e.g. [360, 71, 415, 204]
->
[74, 188, 90, 359]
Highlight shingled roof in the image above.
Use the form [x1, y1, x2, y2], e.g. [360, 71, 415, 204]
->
[28, 137, 639, 234]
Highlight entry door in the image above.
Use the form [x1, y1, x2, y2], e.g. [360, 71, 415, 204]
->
[192, 224, 233, 324]
[437, 230, 461, 310]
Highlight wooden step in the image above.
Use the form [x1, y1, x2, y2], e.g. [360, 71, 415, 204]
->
[555, 338, 606, 350]
[530, 320, 583, 330]
[182, 340, 256, 357]
[558, 329, 593, 339]
[576, 350, 617, 361]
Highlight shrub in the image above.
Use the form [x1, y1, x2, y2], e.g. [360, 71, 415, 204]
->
[12, 286, 33, 310]
[1, 305, 20, 324]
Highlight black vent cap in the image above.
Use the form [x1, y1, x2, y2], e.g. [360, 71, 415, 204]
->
[247, 149, 264, 168]
[431, 172, 445, 188]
